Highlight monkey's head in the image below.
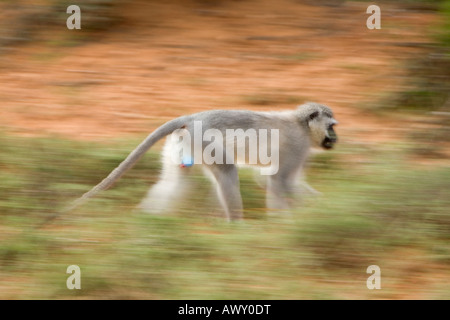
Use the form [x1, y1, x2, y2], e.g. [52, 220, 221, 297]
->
[297, 103, 338, 150]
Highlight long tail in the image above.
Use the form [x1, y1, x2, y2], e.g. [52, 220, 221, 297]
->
[62, 116, 189, 213]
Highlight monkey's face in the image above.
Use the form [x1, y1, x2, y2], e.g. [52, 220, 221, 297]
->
[308, 112, 338, 150]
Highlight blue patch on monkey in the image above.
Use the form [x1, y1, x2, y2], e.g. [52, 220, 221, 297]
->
[180, 155, 194, 168]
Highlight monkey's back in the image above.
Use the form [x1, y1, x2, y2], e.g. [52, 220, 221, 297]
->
[181, 109, 311, 169]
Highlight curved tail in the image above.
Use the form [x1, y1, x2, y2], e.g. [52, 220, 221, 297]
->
[63, 116, 189, 213]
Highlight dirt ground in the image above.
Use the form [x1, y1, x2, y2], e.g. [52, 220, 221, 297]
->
[0, 0, 439, 144]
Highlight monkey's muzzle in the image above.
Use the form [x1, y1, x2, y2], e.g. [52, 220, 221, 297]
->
[322, 128, 337, 149]
[322, 137, 335, 149]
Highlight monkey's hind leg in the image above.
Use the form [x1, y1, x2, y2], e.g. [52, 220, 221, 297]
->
[266, 172, 296, 213]
[139, 165, 192, 215]
[206, 164, 243, 221]
[138, 140, 192, 215]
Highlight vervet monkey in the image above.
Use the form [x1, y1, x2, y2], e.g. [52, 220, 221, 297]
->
[66, 102, 338, 221]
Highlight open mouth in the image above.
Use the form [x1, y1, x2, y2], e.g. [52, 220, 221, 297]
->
[322, 137, 335, 149]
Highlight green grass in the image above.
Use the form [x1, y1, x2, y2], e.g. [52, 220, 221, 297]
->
[0, 133, 449, 299]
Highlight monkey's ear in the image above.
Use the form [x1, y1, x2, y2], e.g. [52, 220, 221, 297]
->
[309, 111, 319, 121]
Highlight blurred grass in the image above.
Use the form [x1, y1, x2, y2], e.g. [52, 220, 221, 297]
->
[367, 0, 449, 116]
[361, 0, 450, 157]
[0, 133, 448, 299]
[0, 0, 127, 49]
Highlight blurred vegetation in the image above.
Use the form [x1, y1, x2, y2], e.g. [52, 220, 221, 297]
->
[390, 0, 449, 115]
[0, 134, 449, 299]
[0, 0, 126, 48]
[366, 0, 450, 156]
